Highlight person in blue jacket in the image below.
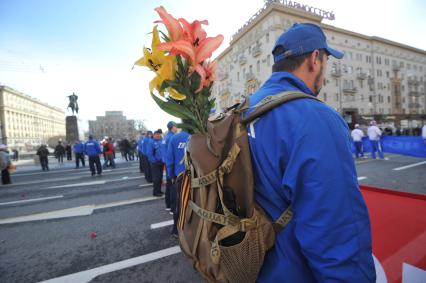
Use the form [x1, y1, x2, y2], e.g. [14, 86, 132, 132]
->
[166, 129, 190, 237]
[147, 130, 164, 196]
[142, 131, 153, 183]
[246, 23, 376, 282]
[73, 140, 85, 168]
[162, 121, 177, 211]
[84, 135, 102, 176]
[137, 133, 145, 173]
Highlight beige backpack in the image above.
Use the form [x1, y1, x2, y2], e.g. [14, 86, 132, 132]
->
[177, 91, 320, 283]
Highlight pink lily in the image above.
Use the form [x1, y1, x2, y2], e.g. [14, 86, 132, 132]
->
[154, 6, 182, 41]
[194, 60, 217, 92]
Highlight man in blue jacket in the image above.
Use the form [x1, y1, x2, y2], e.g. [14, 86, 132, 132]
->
[147, 130, 164, 196]
[142, 131, 153, 183]
[162, 121, 177, 211]
[73, 140, 85, 168]
[166, 129, 190, 237]
[84, 135, 102, 176]
[247, 23, 376, 282]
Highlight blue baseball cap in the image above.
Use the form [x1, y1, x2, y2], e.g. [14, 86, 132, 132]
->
[273, 23, 344, 63]
[167, 121, 176, 129]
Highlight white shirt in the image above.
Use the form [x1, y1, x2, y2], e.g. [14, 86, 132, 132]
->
[351, 128, 364, 142]
[367, 125, 382, 141]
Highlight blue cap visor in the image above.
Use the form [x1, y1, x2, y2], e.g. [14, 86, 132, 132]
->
[326, 46, 344, 59]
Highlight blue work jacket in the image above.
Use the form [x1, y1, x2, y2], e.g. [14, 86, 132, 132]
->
[246, 72, 376, 283]
[147, 137, 163, 163]
[166, 131, 190, 178]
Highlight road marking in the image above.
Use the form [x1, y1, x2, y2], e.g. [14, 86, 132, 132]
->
[0, 196, 164, 225]
[393, 161, 426, 171]
[0, 195, 64, 206]
[357, 176, 367, 181]
[150, 220, 174, 229]
[139, 184, 151, 187]
[38, 246, 181, 283]
[47, 181, 106, 189]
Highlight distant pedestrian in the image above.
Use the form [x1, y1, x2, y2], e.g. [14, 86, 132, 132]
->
[367, 120, 384, 159]
[121, 138, 131, 161]
[351, 124, 364, 158]
[84, 135, 102, 176]
[142, 131, 153, 182]
[54, 141, 65, 164]
[147, 130, 163, 196]
[166, 130, 190, 237]
[12, 149, 19, 161]
[65, 143, 72, 161]
[36, 144, 50, 171]
[73, 140, 85, 168]
[138, 133, 145, 173]
[103, 138, 116, 169]
[0, 144, 11, 184]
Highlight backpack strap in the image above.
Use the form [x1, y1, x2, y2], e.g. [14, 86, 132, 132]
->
[242, 91, 321, 232]
[242, 91, 321, 125]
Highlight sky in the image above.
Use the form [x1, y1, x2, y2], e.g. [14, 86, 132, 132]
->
[0, 0, 425, 132]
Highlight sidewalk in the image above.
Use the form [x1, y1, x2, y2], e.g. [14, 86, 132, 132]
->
[11, 156, 136, 173]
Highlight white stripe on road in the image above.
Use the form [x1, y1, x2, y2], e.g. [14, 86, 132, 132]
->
[0, 195, 164, 225]
[357, 176, 367, 181]
[38, 246, 181, 283]
[48, 181, 106, 189]
[150, 220, 174, 229]
[0, 195, 64, 206]
[139, 184, 151, 187]
[393, 161, 426, 171]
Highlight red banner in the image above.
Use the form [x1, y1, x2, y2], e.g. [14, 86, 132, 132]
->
[361, 185, 426, 283]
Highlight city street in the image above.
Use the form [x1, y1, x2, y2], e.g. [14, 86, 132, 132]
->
[0, 154, 425, 283]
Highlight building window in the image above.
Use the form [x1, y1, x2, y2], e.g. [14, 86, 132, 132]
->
[257, 60, 260, 73]
[266, 33, 269, 43]
[335, 93, 339, 101]
[387, 96, 391, 103]
[267, 55, 271, 66]
[237, 72, 240, 81]
[384, 58, 389, 65]
[386, 71, 389, 78]
[369, 96, 373, 102]
[323, 93, 327, 101]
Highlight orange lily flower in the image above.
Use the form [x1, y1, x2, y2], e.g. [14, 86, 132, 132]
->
[154, 6, 182, 41]
[194, 60, 217, 92]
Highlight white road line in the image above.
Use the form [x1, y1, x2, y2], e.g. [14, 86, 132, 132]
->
[138, 184, 151, 187]
[0, 195, 64, 206]
[47, 181, 106, 189]
[150, 220, 174, 229]
[393, 161, 426, 171]
[357, 176, 367, 181]
[0, 195, 164, 225]
[38, 246, 181, 283]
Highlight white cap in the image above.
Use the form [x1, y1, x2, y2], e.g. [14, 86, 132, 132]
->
[354, 124, 360, 128]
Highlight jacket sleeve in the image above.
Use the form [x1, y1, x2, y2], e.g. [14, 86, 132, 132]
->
[283, 108, 374, 282]
[146, 140, 154, 163]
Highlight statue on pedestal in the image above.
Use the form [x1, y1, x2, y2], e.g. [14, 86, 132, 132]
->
[67, 92, 79, 115]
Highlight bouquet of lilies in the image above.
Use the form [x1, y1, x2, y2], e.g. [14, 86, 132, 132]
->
[134, 6, 224, 134]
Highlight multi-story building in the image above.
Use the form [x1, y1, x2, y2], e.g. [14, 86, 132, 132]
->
[212, 0, 426, 128]
[88, 111, 138, 140]
[0, 85, 65, 149]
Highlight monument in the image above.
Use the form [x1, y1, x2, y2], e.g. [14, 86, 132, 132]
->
[65, 92, 80, 143]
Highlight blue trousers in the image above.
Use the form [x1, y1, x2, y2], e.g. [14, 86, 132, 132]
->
[354, 141, 364, 158]
[369, 140, 384, 159]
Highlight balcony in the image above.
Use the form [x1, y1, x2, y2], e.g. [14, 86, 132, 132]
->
[356, 72, 367, 80]
[342, 87, 358, 93]
[409, 91, 421, 97]
[408, 102, 421, 108]
[407, 77, 419, 85]
[217, 72, 228, 81]
[239, 55, 247, 65]
[392, 64, 401, 71]
[252, 45, 262, 57]
[331, 69, 342, 77]
[244, 71, 256, 81]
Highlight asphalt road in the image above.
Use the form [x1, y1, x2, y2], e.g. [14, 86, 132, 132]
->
[0, 154, 425, 283]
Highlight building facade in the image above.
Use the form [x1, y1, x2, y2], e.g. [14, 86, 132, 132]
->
[212, 1, 426, 128]
[88, 111, 137, 140]
[0, 86, 66, 149]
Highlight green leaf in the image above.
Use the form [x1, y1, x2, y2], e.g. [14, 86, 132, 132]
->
[190, 72, 201, 93]
[150, 93, 195, 120]
[159, 30, 170, 42]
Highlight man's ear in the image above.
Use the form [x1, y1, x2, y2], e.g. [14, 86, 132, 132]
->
[307, 50, 320, 72]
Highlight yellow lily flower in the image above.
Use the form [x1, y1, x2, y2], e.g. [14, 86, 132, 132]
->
[134, 26, 165, 72]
